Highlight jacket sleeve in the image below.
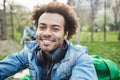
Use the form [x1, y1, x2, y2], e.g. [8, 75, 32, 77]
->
[70, 47, 98, 80]
[0, 48, 28, 80]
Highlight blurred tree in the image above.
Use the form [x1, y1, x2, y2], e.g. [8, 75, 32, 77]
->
[11, 4, 30, 32]
[103, 0, 107, 41]
[89, 0, 95, 42]
[67, 0, 81, 44]
[10, 4, 14, 39]
[0, 0, 7, 40]
[88, 0, 102, 42]
[112, 0, 120, 31]
[6, 0, 30, 40]
[112, 0, 120, 40]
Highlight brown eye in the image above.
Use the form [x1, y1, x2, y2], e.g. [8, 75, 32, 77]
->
[38, 26, 46, 30]
[52, 27, 59, 32]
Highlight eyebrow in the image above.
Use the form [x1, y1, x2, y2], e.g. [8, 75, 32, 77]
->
[38, 23, 46, 25]
[52, 24, 60, 27]
[39, 23, 61, 27]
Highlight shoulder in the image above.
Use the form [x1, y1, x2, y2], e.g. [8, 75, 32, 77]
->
[68, 43, 88, 56]
[66, 40, 88, 53]
[64, 41, 88, 61]
[73, 45, 88, 52]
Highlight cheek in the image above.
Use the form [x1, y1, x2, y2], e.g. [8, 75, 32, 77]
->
[36, 31, 42, 40]
[36, 30, 42, 36]
[36, 32, 39, 38]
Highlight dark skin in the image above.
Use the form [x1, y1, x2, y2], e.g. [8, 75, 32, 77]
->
[36, 12, 68, 55]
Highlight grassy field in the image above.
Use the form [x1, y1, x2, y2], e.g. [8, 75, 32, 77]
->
[76, 31, 119, 42]
[81, 42, 120, 68]
[70, 31, 120, 68]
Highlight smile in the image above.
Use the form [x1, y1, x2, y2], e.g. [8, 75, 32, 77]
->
[43, 39, 53, 43]
[40, 37, 55, 42]
[40, 37, 56, 45]
[41, 40, 55, 46]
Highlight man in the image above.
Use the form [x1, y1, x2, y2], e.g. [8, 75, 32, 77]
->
[0, 2, 98, 80]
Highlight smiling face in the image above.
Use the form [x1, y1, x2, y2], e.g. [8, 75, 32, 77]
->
[36, 12, 68, 54]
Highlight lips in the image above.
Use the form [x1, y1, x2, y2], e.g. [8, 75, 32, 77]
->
[40, 36, 55, 41]
[42, 40, 53, 45]
[40, 37, 55, 45]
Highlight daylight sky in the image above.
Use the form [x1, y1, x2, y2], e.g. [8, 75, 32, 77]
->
[0, 0, 68, 10]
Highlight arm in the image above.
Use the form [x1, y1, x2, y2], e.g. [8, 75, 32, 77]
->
[0, 49, 28, 80]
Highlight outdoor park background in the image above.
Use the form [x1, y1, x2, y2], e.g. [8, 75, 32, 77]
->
[0, 0, 120, 80]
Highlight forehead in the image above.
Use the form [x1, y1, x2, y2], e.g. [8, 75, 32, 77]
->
[38, 12, 65, 26]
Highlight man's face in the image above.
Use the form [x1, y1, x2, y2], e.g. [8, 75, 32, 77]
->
[36, 12, 68, 53]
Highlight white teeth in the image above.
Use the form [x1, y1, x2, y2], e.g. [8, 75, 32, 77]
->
[43, 40, 52, 44]
[43, 40, 51, 42]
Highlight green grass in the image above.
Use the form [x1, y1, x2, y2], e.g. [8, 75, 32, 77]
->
[80, 42, 120, 68]
[14, 31, 22, 43]
[0, 54, 8, 61]
[76, 31, 119, 42]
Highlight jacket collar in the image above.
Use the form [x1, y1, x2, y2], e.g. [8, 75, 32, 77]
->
[24, 40, 38, 53]
[52, 40, 73, 69]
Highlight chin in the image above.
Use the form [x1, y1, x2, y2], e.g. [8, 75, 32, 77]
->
[41, 47, 53, 52]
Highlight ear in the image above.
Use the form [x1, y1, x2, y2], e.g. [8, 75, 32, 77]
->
[64, 32, 68, 40]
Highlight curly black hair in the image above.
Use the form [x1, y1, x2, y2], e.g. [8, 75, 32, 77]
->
[30, 2, 78, 39]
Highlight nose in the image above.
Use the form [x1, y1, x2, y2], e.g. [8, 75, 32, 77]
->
[43, 28, 52, 37]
